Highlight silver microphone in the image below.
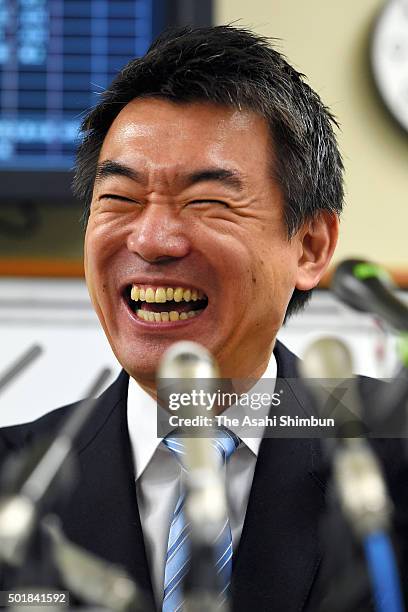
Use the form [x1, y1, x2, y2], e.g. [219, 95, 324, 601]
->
[158, 341, 227, 536]
[158, 341, 217, 379]
[301, 336, 354, 380]
[158, 341, 230, 612]
[0, 367, 112, 567]
[300, 336, 392, 538]
[300, 336, 363, 438]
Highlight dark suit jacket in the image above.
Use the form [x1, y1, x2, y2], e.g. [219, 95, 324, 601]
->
[0, 341, 405, 611]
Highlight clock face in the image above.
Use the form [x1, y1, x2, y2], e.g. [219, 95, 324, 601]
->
[371, 0, 408, 132]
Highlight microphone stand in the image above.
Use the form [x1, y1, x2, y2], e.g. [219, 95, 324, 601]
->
[0, 344, 43, 394]
[158, 341, 231, 612]
[0, 366, 155, 611]
[300, 338, 405, 612]
[43, 515, 152, 612]
[0, 368, 113, 570]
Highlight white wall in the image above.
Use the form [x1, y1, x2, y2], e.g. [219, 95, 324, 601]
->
[0, 279, 120, 427]
[0, 278, 402, 427]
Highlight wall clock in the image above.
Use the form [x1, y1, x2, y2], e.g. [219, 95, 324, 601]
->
[371, 0, 408, 132]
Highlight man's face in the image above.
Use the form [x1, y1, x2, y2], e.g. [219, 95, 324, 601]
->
[85, 99, 305, 383]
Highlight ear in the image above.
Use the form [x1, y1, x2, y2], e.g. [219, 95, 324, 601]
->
[295, 212, 339, 291]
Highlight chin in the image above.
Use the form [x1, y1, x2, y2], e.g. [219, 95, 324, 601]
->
[112, 340, 173, 382]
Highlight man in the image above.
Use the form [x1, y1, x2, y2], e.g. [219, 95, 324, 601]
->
[1, 25, 398, 611]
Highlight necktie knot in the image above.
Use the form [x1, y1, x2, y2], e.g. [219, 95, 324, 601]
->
[212, 428, 240, 464]
[162, 428, 240, 467]
[162, 431, 186, 466]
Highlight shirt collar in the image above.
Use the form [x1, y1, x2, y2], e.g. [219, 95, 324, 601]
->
[127, 351, 277, 479]
[127, 379, 163, 480]
[228, 353, 277, 455]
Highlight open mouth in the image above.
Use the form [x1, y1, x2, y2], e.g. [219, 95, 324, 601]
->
[124, 284, 209, 323]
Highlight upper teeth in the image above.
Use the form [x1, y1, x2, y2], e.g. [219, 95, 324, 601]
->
[130, 286, 205, 303]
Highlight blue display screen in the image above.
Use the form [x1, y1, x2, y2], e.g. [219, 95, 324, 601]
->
[0, 0, 153, 172]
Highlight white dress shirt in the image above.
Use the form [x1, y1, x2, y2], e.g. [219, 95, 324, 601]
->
[127, 354, 277, 607]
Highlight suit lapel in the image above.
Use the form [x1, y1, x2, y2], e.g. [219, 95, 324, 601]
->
[231, 341, 326, 612]
[58, 371, 155, 609]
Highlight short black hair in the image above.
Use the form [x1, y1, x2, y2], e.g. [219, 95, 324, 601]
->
[73, 25, 344, 318]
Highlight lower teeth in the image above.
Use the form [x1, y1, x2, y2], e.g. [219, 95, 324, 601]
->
[136, 309, 203, 322]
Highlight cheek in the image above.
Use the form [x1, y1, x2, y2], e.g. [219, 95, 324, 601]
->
[84, 227, 111, 304]
[251, 245, 299, 307]
[85, 217, 121, 273]
[205, 237, 254, 296]
[84, 229, 98, 283]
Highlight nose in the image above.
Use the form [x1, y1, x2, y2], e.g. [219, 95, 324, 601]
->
[126, 204, 191, 263]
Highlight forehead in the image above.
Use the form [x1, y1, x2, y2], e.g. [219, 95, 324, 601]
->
[98, 98, 273, 174]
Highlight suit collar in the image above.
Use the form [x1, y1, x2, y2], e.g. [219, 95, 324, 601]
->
[75, 368, 129, 453]
[59, 369, 156, 609]
[274, 338, 302, 379]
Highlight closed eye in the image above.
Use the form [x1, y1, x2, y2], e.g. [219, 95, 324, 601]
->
[189, 199, 228, 207]
[99, 194, 139, 204]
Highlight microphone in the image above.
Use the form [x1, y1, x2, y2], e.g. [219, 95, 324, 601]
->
[158, 341, 230, 612]
[332, 259, 408, 332]
[0, 367, 112, 568]
[332, 259, 408, 435]
[158, 341, 217, 380]
[0, 365, 156, 611]
[42, 516, 152, 612]
[300, 336, 391, 533]
[300, 337, 404, 612]
[300, 337, 364, 439]
[0, 344, 43, 394]
[301, 336, 353, 378]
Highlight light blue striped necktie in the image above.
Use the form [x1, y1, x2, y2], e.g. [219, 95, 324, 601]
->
[162, 429, 240, 612]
